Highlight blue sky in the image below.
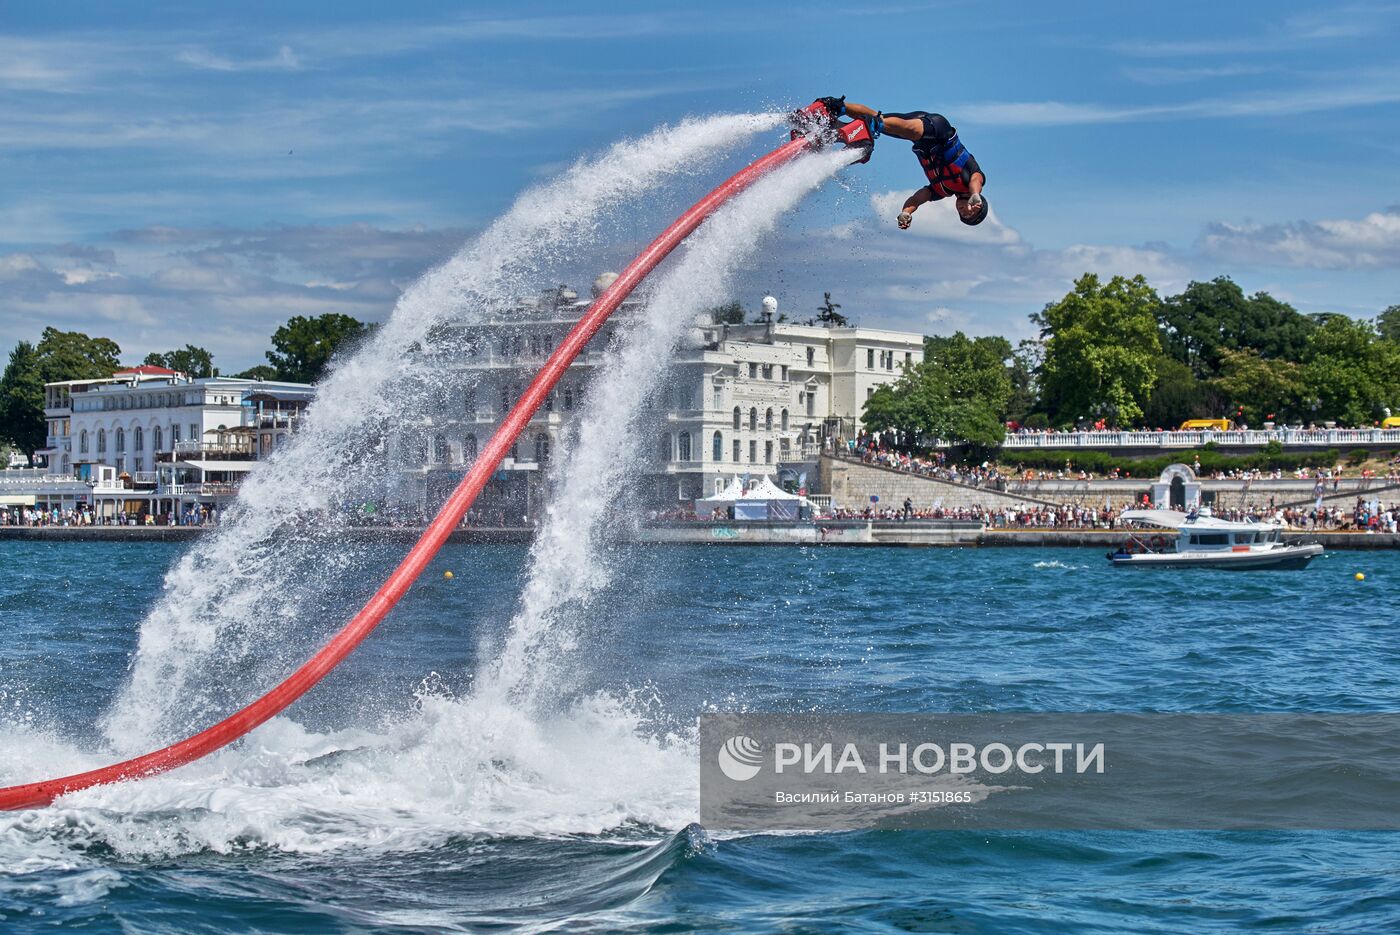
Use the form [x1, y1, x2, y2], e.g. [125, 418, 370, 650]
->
[2, 1, 1398, 370]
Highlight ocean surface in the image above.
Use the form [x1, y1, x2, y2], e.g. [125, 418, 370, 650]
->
[1, 539, 1397, 933]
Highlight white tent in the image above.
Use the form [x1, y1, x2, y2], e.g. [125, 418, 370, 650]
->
[695, 475, 811, 520]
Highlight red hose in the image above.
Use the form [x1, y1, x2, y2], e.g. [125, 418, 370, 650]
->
[0, 135, 815, 810]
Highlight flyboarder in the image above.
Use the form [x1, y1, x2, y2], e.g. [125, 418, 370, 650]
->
[817, 96, 987, 229]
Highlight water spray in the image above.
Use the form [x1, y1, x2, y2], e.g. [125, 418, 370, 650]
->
[0, 101, 869, 810]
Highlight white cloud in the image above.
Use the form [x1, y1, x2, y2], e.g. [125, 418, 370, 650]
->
[176, 45, 300, 72]
[1200, 207, 1400, 269]
[870, 191, 1022, 245]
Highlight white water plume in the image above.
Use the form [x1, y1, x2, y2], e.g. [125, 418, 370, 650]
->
[102, 113, 781, 751]
[480, 146, 860, 708]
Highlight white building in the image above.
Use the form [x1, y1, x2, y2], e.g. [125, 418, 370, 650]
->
[393, 281, 923, 517]
[30, 366, 312, 519]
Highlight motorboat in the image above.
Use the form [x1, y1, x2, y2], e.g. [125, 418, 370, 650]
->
[1107, 508, 1322, 569]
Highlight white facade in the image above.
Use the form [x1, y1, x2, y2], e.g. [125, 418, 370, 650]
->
[395, 285, 923, 515]
[33, 369, 312, 517]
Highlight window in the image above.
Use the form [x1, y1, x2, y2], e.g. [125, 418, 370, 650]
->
[544, 390, 554, 412]
[781, 408, 789, 431]
[713, 385, 722, 409]
[748, 407, 757, 431]
[172, 424, 181, 443]
[463, 434, 478, 461]
[866, 348, 875, 368]
[189, 423, 198, 441]
[765, 408, 774, 430]
[678, 431, 692, 462]
[748, 440, 757, 463]
[762, 364, 773, 380]
[563, 386, 575, 411]
[97, 429, 106, 453]
[806, 347, 815, 366]
[747, 362, 757, 379]
[867, 388, 874, 400]
[115, 427, 125, 451]
[712, 431, 723, 461]
[535, 433, 551, 464]
[135, 457, 143, 472]
[79, 430, 88, 454]
[732, 440, 741, 462]
[733, 406, 742, 430]
[661, 434, 672, 462]
[780, 437, 791, 457]
[153, 426, 162, 450]
[134, 426, 143, 451]
[905, 352, 912, 366]
[500, 383, 510, 413]
[764, 440, 773, 463]
[433, 434, 451, 464]
[806, 392, 815, 417]
[780, 365, 789, 381]
[464, 387, 477, 416]
[885, 352, 893, 371]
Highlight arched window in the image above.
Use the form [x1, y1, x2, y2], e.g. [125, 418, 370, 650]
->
[463, 434, 478, 461]
[153, 426, 163, 451]
[534, 433, 550, 464]
[781, 408, 790, 431]
[79, 430, 88, 454]
[678, 431, 692, 462]
[433, 434, 451, 464]
[732, 406, 741, 430]
[712, 430, 723, 461]
[748, 407, 757, 431]
[115, 427, 125, 451]
[134, 426, 144, 451]
[97, 429, 106, 453]
[765, 408, 773, 431]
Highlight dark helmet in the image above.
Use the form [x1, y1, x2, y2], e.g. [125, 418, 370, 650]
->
[960, 196, 989, 226]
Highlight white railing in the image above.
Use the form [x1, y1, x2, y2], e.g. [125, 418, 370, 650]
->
[0, 471, 83, 487]
[997, 429, 1400, 450]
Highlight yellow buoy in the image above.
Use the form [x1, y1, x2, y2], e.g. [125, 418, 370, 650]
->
[1355, 572, 1365, 581]
[444, 571, 455, 579]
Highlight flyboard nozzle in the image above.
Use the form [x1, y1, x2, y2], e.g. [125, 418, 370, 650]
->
[788, 100, 875, 164]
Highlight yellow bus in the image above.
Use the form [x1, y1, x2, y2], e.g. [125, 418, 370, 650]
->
[1179, 418, 1232, 431]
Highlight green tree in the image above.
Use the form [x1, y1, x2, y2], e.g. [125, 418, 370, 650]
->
[1376, 304, 1400, 344]
[1211, 348, 1305, 425]
[265, 313, 370, 384]
[144, 344, 217, 377]
[233, 364, 280, 380]
[1299, 316, 1400, 425]
[815, 292, 848, 327]
[863, 332, 1012, 453]
[706, 301, 747, 325]
[0, 342, 44, 454]
[1157, 277, 1315, 378]
[1035, 274, 1161, 426]
[0, 329, 122, 455]
[1142, 356, 1216, 429]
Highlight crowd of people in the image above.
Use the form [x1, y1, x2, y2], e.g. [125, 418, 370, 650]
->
[0, 505, 220, 527]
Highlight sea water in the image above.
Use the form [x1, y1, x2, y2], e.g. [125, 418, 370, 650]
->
[1, 541, 1397, 932]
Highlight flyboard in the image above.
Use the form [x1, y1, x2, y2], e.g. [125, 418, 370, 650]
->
[0, 102, 874, 810]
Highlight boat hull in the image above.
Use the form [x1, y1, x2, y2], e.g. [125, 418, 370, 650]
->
[1107, 543, 1323, 570]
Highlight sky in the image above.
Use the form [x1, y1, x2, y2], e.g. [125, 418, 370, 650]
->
[1, 0, 1398, 372]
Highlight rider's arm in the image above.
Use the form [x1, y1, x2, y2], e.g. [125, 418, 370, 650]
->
[897, 187, 934, 228]
[841, 101, 924, 141]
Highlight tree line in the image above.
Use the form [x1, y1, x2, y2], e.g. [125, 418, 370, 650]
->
[0, 313, 370, 456]
[864, 274, 1400, 452]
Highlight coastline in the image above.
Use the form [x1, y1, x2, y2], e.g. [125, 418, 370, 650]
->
[4, 521, 1397, 549]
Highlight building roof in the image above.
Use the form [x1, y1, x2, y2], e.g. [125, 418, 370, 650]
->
[114, 365, 180, 376]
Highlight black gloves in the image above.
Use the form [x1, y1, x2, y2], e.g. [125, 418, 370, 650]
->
[817, 95, 846, 117]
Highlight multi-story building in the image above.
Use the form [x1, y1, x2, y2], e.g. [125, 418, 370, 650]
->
[393, 279, 923, 517]
[31, 367, 313, 519]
